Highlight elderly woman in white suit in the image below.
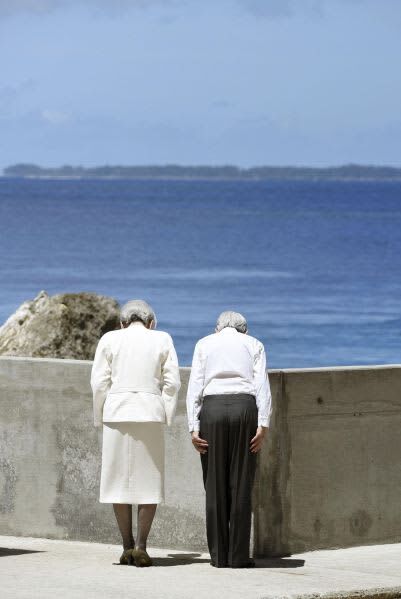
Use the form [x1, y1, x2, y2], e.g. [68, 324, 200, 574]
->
[91, 299, 181, 567]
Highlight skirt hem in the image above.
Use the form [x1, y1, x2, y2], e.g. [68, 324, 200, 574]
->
[99, 497, 164, 505]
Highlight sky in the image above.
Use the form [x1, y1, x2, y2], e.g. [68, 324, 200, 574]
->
[0, 0, 400, 169]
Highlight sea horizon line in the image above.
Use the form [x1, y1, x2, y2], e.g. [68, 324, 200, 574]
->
[2, 162, 401, 181]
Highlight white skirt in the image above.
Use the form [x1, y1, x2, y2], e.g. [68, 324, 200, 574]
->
[100, 422, 165, 504]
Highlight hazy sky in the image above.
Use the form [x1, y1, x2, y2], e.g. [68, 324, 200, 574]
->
[1, 0, 400, 168]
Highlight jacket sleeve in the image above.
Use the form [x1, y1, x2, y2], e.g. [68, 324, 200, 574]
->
[161, 334, 181, 426]
[90, 336, 112, 427]
[253, 341, 272, 428]
[186, 341, 205, 432]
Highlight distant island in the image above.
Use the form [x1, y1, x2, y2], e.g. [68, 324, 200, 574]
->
[3, 163, 401, 180]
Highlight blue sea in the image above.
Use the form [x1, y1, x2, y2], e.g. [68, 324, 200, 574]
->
[0, 177, 400, 368]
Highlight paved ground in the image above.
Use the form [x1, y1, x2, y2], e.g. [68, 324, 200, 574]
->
[1, 536, 401, 599]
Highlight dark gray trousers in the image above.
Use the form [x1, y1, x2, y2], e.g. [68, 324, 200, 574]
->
[200, 394, 258, 567]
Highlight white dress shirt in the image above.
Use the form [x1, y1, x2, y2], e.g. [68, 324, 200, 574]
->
[186, 327, 272, 432]
[91, 323, 181, 427]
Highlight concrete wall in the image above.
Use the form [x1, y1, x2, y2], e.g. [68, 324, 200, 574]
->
[0, 357, 400, 555]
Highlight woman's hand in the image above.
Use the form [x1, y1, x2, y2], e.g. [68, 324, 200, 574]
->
[191, 431, 208, 454]
[250, 426, 267, 453]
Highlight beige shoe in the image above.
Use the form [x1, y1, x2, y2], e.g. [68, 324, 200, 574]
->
[119, 549, 134, 565]
[132, 548, 153, 567]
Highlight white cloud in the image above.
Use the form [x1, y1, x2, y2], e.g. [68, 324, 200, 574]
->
[41, 109, 71, 124]
[1, 0, 400, 20]
[0, 80, 36, 116]
[0, 0, 54, 16]
[237, 0, 321, 19]
[0, 0, 177, 17]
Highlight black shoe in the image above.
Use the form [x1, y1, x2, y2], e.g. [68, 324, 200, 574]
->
[210, 560, 228, 568]
[230, 560, 255, 568]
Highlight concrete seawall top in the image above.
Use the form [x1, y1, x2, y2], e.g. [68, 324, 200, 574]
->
[2, 353, 400, 370]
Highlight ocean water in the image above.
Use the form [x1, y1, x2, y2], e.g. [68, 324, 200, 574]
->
[0, 177, 400, 368]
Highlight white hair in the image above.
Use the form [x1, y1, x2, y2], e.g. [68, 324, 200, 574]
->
[120, 299, 156, 327]
[216, 311, 247, 334]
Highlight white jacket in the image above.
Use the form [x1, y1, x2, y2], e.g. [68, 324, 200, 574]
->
[90, 323, 181, 427]
[186, 327, 272, 432]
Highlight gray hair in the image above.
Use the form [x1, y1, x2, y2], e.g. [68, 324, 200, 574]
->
[120, 299, 157, 327]
[216, 311, 248, 334]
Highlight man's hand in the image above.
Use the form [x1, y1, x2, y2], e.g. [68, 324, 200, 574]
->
[191, 431, 208, 454]
[250, 426, 267, 453]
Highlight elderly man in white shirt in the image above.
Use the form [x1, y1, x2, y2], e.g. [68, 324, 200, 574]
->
[91, 299, 180, 567]
[186, 311, 272, 568]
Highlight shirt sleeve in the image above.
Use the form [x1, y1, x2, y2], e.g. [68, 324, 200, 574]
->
[253, 341, 272, 428]
[186, 341, 205, 432]
[161, 334, 181, 426]
[90, 336, 112, 428]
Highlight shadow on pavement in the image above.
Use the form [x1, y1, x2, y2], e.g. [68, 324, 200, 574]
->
[112, 553, 210, 567]
[0, 547, 45, 557]
[113, 553, 306, 568]
[254, 557, 305, 568]
[151, 553, 211, 566]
